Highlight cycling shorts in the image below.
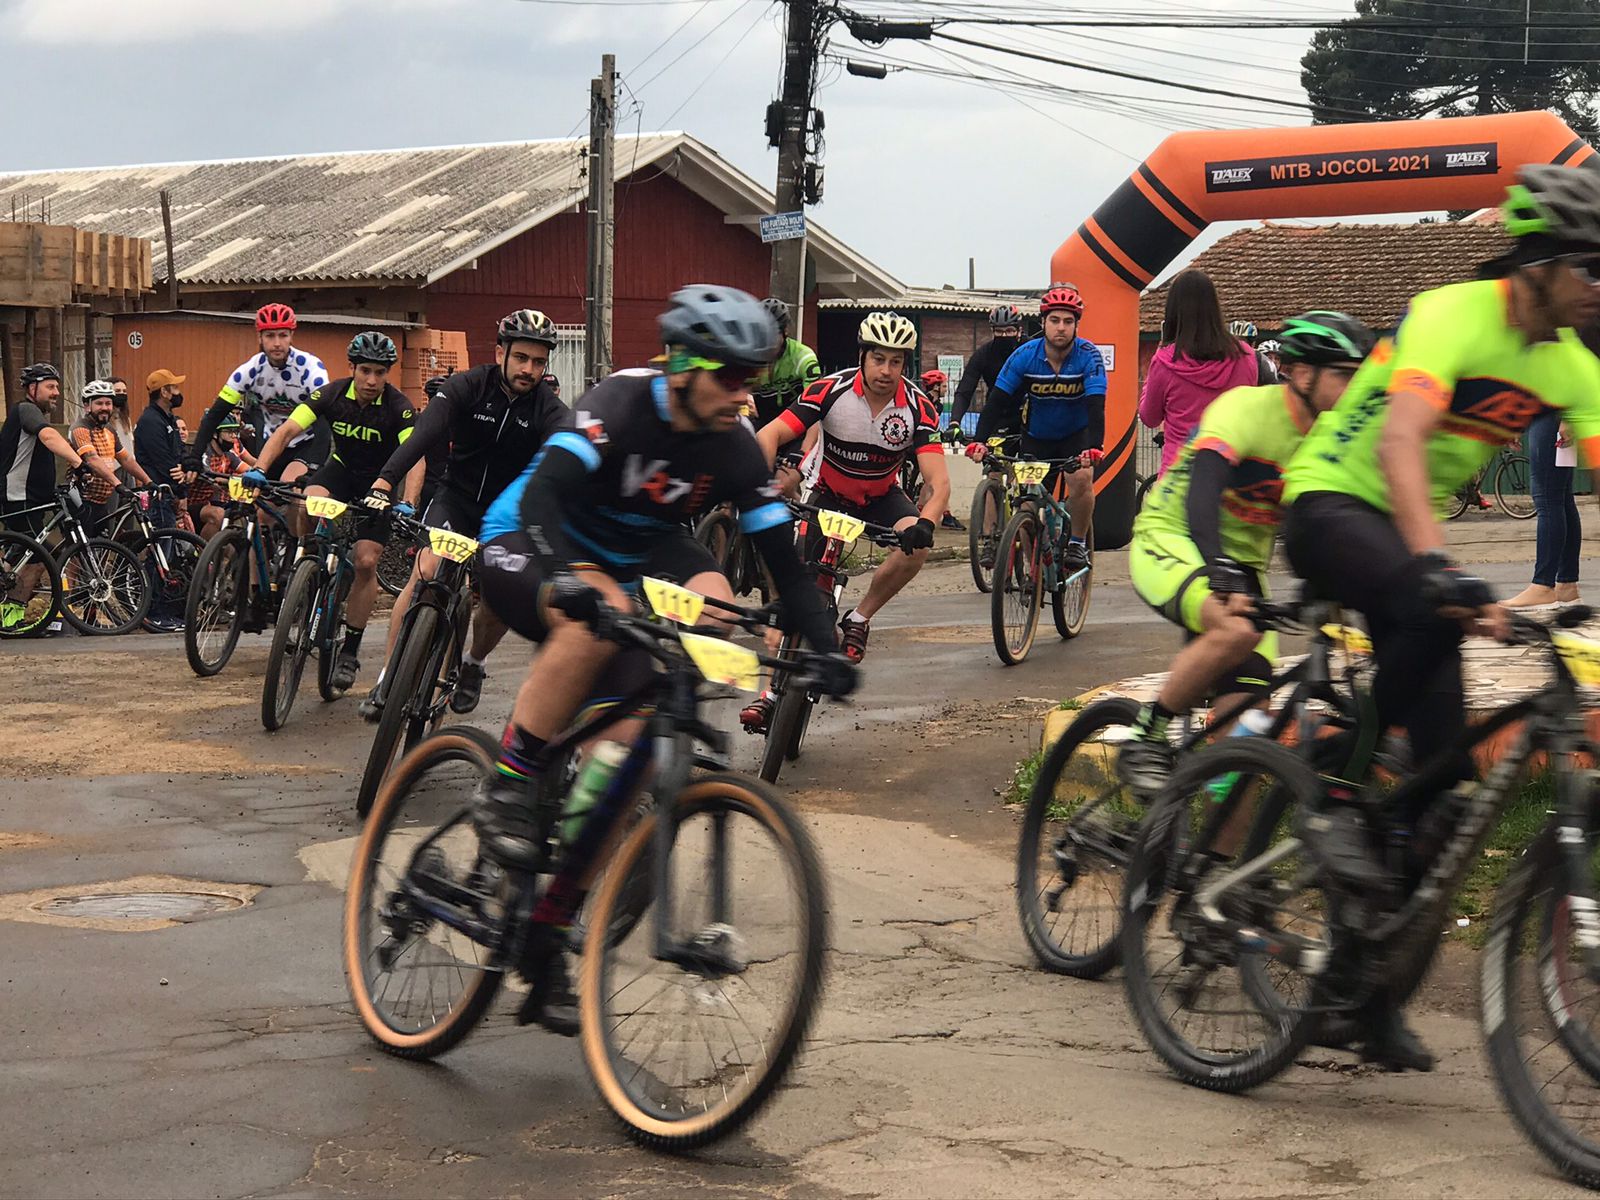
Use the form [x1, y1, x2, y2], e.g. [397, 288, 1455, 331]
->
[803, 484, 917, 562]
[302, 457, 391, 545]
[1128, 526, 1277, 676]
[422, 487, 487, 539]
[1020, 430, 1093, 493]
[263, 422, 330, 481]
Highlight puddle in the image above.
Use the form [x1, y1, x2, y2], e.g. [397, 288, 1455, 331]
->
[0, 873, 262, 932]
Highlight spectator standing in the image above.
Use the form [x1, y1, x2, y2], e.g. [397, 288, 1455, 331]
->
[1506, 412, 1582, 607]
[70, 380, 151, 534]
[1139, 270, 1263, 473]
[134, 368, 193, 631]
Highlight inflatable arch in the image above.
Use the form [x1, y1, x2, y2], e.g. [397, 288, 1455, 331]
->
[1052, 110, 1600, 548]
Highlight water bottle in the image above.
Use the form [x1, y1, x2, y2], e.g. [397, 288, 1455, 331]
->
[559, 741, 628, 845]
[1205, 708, 1275, 803]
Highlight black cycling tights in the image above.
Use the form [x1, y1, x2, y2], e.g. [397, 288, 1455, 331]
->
[1285, 492, 1472, 821]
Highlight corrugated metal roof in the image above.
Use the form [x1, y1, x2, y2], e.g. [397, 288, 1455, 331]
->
[0, 134, 902, 298]
[819, 286, 1039, 314]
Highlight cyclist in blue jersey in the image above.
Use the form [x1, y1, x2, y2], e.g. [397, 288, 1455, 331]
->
[969, 284, 1107, 569]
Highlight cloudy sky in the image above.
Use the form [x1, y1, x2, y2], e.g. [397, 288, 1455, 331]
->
[0, 0, 1377, 288]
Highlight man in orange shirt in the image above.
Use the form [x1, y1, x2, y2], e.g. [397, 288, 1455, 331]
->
[70, 380, 150, 533]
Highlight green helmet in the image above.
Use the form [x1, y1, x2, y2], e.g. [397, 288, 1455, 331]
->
[1277, 311, 1374, 366]
[1501, 164, 1600, 248]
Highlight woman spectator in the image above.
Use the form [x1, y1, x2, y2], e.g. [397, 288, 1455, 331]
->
[1139, 269, 1264, 473]
[1505, 415, 1582, 608]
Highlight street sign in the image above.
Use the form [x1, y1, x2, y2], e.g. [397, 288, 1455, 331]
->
[1099, 343, 1116, 371]
[760, 211, 807, 243]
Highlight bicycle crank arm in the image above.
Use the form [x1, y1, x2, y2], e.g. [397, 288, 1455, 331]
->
[1194, 838, 1328, 976]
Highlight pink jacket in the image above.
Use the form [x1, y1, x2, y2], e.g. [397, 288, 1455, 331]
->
[1139, 340, 1260, 472]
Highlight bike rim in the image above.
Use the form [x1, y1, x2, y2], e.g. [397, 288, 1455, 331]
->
[194, 539, 246, 659]
[62, 543, 144, 632]
[1001, 520, 1041, 658]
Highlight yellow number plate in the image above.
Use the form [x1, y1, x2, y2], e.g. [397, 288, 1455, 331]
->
[1013, 462, 1051, 486]
[641, 576, 705, 626]
[305, 496, 348, 520]
[427, 528, 478, 563]
[987, 436, 1010, 449]
[1554, 632, 1600, 686]
[1320, 624, 1373, 655]
[228, 477, 256, 501]
[816, 509, 866, 543]
[680, 632, 762, 691]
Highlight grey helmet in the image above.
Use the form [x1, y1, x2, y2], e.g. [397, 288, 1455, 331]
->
[347, 331, 398, 366]
[659, 285, 780, 369]
[760, 297, 792, 338]
[988, 303, 1023, 329]
[20, 362, 60, 387]
[497, 308, 559, 349]
[1503, 164, 1600, 249]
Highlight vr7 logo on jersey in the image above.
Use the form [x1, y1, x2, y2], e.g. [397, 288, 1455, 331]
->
[331, 420, 383, 442]
[621, 455, 713, 508]
[575, 411, 609, 446]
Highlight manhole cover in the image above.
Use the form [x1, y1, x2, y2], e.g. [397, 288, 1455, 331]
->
[37, 891, 244, 921]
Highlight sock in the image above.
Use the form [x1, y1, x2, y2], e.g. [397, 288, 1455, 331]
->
[843, 609, 868, 625]
[343, 625, 364, 655]
[1068, 535, 1086, 547]
[463, 651, 485, 668]
[496, 722, 548, 784]
[531, 874, 585, 930]
[1134, 700, 1177, 742]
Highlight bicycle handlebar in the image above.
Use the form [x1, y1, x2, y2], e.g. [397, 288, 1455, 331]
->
[785, 499, 904, 549]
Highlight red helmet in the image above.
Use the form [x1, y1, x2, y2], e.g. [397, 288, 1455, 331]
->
[919, 369, 947, 388]
[1039, 284, 1084, 317]
[256, 303, 297, 332]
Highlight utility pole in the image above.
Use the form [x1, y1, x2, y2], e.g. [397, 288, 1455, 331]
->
[585, 53, 616, 387]
[768, 0, 820, 335]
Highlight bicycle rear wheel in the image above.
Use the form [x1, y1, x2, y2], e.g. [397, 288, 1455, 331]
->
[761, 671, 813, 783]
[356, 605, 440, 817]
[991, 508, 1042, 665]
[1016, 698, 1143, 978]
[1494, 453, 1536, 520]
[581, 771, 827, 1151]
[185, 529, 250, 676]
[261, 558, 318, 731]
[344, 726, 505, 1059]
[377, 538, 413, 597]
[58, 537, 149, 635]
[968, 476, 1005, 593]
[0, 530, 62, 638]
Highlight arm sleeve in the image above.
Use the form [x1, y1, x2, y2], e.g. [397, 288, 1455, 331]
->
[1082, 346, 1107, 448]
[1184, 449, 1232, 563]
[17, 402, 49, 437]
[973, 388, 1019, 443]
[950, 349, 983, 423]
[515, 435, 599, 573]
[379, 385, 454, 487]
[1138, 357, 1170, 428]
[749, 525, 838, 653]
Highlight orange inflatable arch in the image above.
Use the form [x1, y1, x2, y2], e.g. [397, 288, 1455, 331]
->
[1053, 110, 1599, 548]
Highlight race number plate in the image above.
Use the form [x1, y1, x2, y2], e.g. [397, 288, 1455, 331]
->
[305, 496, 348, 520]
[228, 477, 257, 501]
[987, 436, 1010, 449]
[641, 576, 705, 626]
[816, 509, 866, 543]
[1554, 632, 1600, 686]
[1013, 462, 1051, 486]
[680, 632, 763, 691]
[1320, 624, 1373, 655]
[427, 528, 478, 563]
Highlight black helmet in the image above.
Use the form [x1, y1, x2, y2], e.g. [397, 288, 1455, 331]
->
[658, 285, 780, 369]
[20, 362, 60, 388]
[347, 331, 398, 366]
[423, 374, 450, 400]
[761, 297, 792, 338]
[988, 303, 1023, 329]
[1503, 164, 1600, 250]
[497, 308, 558, 349]
[1278, 311, 1374, 366]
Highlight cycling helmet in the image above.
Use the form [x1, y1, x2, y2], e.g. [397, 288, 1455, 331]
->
[81, 379, 117, 400]
[423, 374, 451, 400]
[988, 303, 1023, 329]
[256, 303, 297, 332]
[857, 311, 917, 351]
[1228, 319, 1258, 339]
[658, 285, 779, 369]
[217, 415, 241, 433]
[347, 331, 398, 366]
[919, 369, 948, 388]
[1277, 311, 1374, 365]
[20, 362, 60, 387]
[1258, 339, 1282, 355]
[496, 308, 559, 349]
[760, 297, 792, 338]
[1039, 284, 1084, 316]
[1502, 164, 1600, 249]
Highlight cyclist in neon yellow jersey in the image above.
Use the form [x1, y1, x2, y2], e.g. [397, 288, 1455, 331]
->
[1118, 312, 1373, 793]
[1282, 165, 1600, 1073]
[749, 298, 821, 427]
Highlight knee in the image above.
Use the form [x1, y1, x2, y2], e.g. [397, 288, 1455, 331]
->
[354, 545, 382, 572]
[1220, 615, 1260, 655]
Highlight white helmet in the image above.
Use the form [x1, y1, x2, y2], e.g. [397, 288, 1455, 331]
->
[858, 311, 917, 351]
[1258, 339, 1281, 355]
[81, 379, 117, 400]
[1228, 319, 1258, 339]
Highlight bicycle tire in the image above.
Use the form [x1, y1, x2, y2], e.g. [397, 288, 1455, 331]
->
[761, 670, 811, 783]
[356, 604, 439, 818]
[1445, 486, 1471, 521]
[694, 508, 738, 569]
[316, 566, 353, 702]
[1016, 697, 1143, 978]
[133, 527, 205, 632]
[0, 529, 62, 638]
[377, 538, 413, 597]
[1135, 473, 1157, 511]
[184, 529, 250, 676]
[786, 688, 813, 760]
[1494, 453, 1536, 520]
[1121, 739, 1330, 1094]
[580, 771, 827, 1151]
[968, 476, 1005, 594]
[343, 726, 504, 1059]
[261, 558, 319, 732]
[991, 508, 1042, 665]
[1051, 527, 1093, 640]
[57, 537, 150, 635]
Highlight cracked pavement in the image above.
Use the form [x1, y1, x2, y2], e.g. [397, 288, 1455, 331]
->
[0, 559, 1587, 1198]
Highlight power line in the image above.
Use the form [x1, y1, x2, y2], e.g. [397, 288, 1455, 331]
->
[660, 2, 779, 126]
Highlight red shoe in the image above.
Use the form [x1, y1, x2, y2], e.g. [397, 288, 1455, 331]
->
[839, 614, 870, 663]
[740, 692, 775, 733]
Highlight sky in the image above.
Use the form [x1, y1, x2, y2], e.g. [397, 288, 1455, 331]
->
[0, 0, 1414, 290]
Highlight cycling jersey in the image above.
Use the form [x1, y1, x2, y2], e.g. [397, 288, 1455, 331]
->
[776, 369, 941, 505]
[0, 401, 56, 505]
[986, 335, 1107, 444]
[1285, 279, 1600, 513]
[68, 418, 125, 503]
[751, 338, 821, 427]
[1135, 384, 1309, 571]
[377, 362, 565, 506]
[290, 378, 414, 487]
[217, 348, 330, 446]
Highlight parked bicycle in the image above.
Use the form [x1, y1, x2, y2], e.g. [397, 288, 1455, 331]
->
[183, 472, 296, 677]
[989, 452, 1094, 664]
[104, 484, 205, 633]
[344, 580, 835, 1149]
[1446, 448, 1533, 520]
[0, 526, 63, 638]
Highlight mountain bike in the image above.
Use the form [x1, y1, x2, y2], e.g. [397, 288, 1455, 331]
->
[377, 537, 418, 598]
[260, 494, 357, 731]
[0, 527, 63, 638]
[990, 454, 1093, 664]
[1017, 600, 1377, 979]
[344, 580, 834, 1149]
[354, 512, 476, 817]
[751, 499, 899, 784]
[183, 473, 296, 676]
[966, 435, 1018, 594]
[104, 484, 205, 633]
[9, 470, 149, 635]
[1119, 604, 1600, 1190]
[693, 503, 765, 600]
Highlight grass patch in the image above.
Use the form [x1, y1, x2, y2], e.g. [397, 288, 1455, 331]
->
[1006, 748, 1046, 807]
[1452, 769, 1554, 945]
[1057, 697, 1084, 711]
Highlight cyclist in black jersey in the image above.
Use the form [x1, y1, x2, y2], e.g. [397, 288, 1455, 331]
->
[244, 332, 419, 691]
[946, 302, 1025, 443]
[361, 309, 568, 718]
[470, 285, 854, 1034]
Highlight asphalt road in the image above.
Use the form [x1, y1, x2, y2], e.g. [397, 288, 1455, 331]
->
[0, 546, 1589, 1199]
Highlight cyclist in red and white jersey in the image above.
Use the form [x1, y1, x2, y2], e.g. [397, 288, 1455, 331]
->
[755, 311, 949, 663]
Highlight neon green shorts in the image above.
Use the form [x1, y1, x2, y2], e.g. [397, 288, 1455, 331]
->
[1128, 527, 1278, 663]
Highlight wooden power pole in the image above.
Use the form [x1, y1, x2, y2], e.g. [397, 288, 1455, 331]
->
[584, 53, 616, 387]
[768, 0, 819, 334]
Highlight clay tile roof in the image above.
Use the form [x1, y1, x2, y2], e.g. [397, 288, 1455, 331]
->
[1140, 219, 1512, 334]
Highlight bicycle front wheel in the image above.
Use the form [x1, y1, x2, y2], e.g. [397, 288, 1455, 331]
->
[185, 528, 249, 676]
[968, 476, 1005, 593]
[1494, 453, 1536, 520]
[377, 538, 413, 597]
[261, 558, 318, 731]
[0, 530, 62, 638]
[58, 537, 149, 635]
[581, 771, 827, 1151]
[356, 604, 439, 817]
[991, 508, 1042, 665]
[1052, 527, 1093, 640]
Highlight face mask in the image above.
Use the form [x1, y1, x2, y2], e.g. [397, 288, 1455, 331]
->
[217, 438, 236, 452]
[112, 394, 127, 408]
[169, 391, 184, 410]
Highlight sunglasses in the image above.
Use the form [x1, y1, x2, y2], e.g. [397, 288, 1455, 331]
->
[1567, 254, 1600, 285]
[681, 354, 759, 391]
